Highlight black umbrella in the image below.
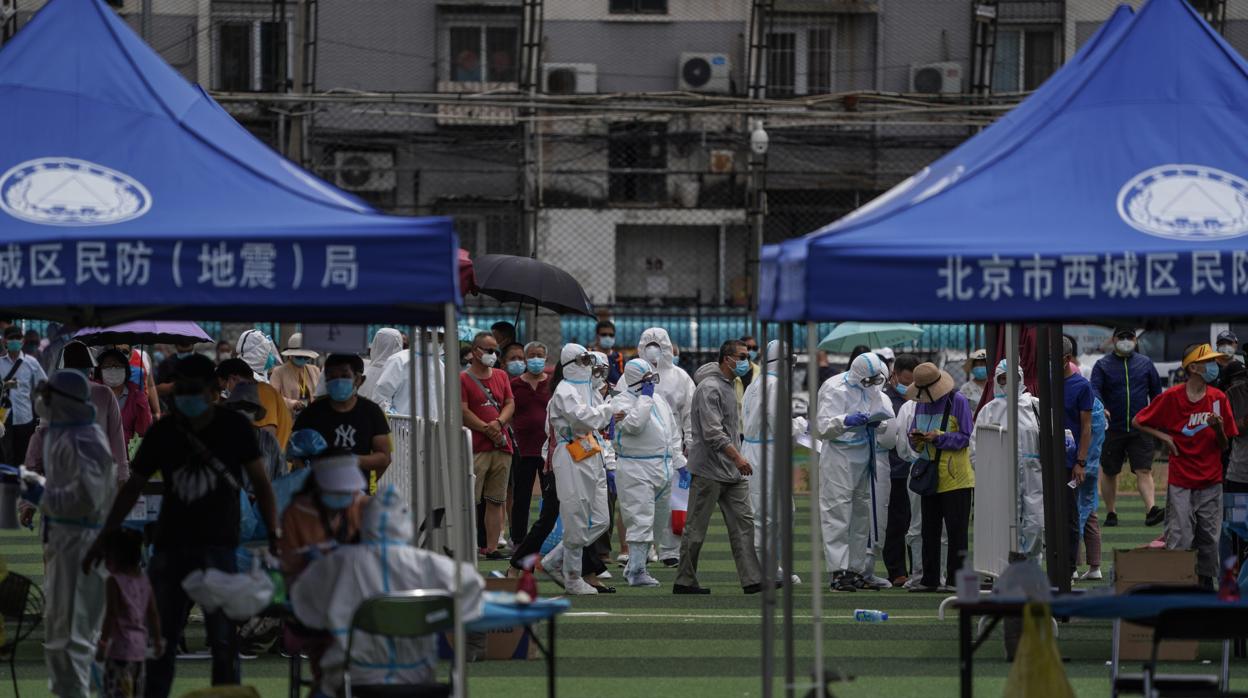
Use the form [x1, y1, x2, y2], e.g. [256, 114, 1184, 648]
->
[471, 254, 594, 317]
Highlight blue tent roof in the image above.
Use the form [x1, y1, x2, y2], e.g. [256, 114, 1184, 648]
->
[0, 0, 459, 325]
[761, 0, 1248, 323]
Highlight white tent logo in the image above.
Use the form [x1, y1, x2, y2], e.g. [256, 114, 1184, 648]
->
[0, 157, 152, 226]
[1117, 164, 1248, 240]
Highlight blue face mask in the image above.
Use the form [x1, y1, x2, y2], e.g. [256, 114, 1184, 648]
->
[734, 359, 751, 377]
[176, 351, 193, 360]
[327, 377, 356, 402]
[971, 366, 988, 381]
[598, 335, 615, 349]
[1203, 362, 1221, 383]
[174, 394, 210, 418]
[6, 339, 22, 353]
[291, 357, 309, 367]
[526, 358, 546, 375]
[152, 351, 165, 365]
[895, 383, 908, 397]
[994, 389, 1007, 400]
[748, 350, 758, 362]
[264, 353, 278, 372]
[506, 360, 525, 376]
[319, 492, 355, 510]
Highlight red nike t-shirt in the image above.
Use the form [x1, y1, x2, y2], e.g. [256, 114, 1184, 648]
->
[1134, 384, 1238, 489]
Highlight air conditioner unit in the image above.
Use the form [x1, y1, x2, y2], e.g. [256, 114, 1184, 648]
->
[543, 63, 598, 95]
[910, 61, 963, 94]
[333, 151, 396, 192]
[678, 52, 731, 93]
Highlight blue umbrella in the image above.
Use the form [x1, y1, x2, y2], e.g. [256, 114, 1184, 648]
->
[817, 322, 925, 353]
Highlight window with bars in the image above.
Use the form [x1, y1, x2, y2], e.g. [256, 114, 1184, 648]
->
[608, 122, 668, 204]
[767, 32, 797, 97]
[766, 25, 843, 96]
[991, 27, 1058, 92]
[807, 28, 834, 94]
[447, 24, 519, 83]
[609, 0, 668, 14]
[216, 20, 287, 92]
[453, 212, 524, 257]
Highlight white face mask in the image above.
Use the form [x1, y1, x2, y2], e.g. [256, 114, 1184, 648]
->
[101, 367, 127, 388]
[1115, 339, 1135, 354]
[479, 351, 497, 368]
[1218, 344, 1237, 357]
[644, 346, 662, 366]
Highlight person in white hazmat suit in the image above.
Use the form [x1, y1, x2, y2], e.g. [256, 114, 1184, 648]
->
[235, 328, 281, 382]
[291, 486, 483, 696]
[816, 353, 894, 592]
[741, 340, 803, 584]
[637, 327, 695, 566]
[373, 331, 444, 418]
[541, 344, 615, 595]
[358, 327, 404, 402]
[37, 370, 118, 697]
[610, 358, 683, 587]
[972, 359, 1044, 559]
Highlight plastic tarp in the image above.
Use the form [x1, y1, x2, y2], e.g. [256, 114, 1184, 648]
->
[761, 0, 1248, 323]
[0, 0, 459, 325]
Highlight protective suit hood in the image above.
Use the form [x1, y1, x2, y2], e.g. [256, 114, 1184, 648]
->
[361, 485, 414, 544]
[638, 327, 675, 368]
[367, 328, 404, 372]
[236, 329, 279, 381]
[46, 370, 95, 425]
[623, 358, 654, 393]
[993, 359, 1027, 396]
[560, 343, 592, 383]
[848, 352, 888, 388]
[765, 339, 785, 365]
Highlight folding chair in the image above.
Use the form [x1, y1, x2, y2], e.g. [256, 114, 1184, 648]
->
[1140, 607, 1248, 697]
[343, 590, 456, 698]
[0, 572, 43, 698]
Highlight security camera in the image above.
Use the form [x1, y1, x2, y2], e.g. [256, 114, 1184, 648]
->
[750, 123, 769, 156]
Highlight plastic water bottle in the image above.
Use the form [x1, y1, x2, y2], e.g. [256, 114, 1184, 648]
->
[853, 609, 888, 623]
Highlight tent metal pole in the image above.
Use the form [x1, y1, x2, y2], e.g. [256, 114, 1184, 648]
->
[418, 325, 436, 552]
[444, 302, 468, 698]
[778, 322, 795, 697]
[409, 324, 421, 540]
[806, 320, 824, 696]
[1048, 324, 1071, 593]
[1006, 323, 1019, 555]
[759, 321, 773, 698]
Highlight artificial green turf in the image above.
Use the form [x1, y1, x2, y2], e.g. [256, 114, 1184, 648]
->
[6, 490, 1243, 697]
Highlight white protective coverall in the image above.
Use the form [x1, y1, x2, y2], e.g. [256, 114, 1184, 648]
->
[373, 347, 444, 418]
[610, 358, 683, 586]
[973, 359, 1043, 559]
[545, 344, 614, 593]
[291, 486, 484, 696]
[236, 329, 281, 383]
[815, 353, 894, 579]
[359, 328, 404, 402]
[636, 328, 695, 562]
[40, 370, 117, 697]
[741, 340, 802, 581]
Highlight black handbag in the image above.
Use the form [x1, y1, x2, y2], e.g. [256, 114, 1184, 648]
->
[909, 397, 953, 497]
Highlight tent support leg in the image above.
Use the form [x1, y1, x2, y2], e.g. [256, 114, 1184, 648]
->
[444, 303, 469, 698]
[806, 321, 824, 696]
[760, 321, 773, 698]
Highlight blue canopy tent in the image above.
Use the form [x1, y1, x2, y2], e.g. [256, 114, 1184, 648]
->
[754, 1, 1248, 690]
[0, 0, 458, 326]
[0, 0, 475, 691]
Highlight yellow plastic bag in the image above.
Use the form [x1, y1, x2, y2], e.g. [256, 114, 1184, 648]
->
[565, 432, 603, 462]
[1003, 602, 1075, 698]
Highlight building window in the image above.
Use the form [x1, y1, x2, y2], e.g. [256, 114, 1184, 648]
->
[608, 122, 668, 204]
[766, 24, 842, 97]
[992, 28, 1058, 92]
[609, 0, 667, 14]
[446, 24, 519, 83]
[216, 20, 288, 92]
[453, 212, 523, 257]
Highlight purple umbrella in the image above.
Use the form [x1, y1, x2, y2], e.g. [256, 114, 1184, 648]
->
[74, 320, 212, 346]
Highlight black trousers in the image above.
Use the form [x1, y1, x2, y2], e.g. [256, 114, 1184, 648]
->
[1067, 479, 1080, 570]
[920, 488, 972, 587]
[883, 476, 912, 579]
[509, 469, 605, 576]
[4, 420, 35, 468]
[591, 485, 617, 559]
[509, 455, 542, 545]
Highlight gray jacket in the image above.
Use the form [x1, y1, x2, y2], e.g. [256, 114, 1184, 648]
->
[688, 363, 743, 483]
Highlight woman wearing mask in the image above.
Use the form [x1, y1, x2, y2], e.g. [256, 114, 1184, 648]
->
[270, 333, 321, 414]
[541, 344, 615, 595]
[96, 348, 154, 446]
[508, 342, 550, 546]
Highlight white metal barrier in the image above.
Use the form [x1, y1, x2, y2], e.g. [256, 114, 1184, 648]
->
[383, 414, 475, 555]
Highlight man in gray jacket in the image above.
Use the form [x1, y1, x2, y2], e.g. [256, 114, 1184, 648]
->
[674, 340, 766, 595]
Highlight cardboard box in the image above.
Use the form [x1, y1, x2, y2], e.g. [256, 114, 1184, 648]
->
[1113, 548, 1198, 661]
[439, 578, 537, 661]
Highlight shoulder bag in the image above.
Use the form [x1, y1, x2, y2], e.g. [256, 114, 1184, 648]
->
[909, 397, 954, 497]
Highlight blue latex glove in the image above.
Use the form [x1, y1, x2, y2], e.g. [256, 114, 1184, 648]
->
[640, 381, 656, 397]
[844, 412, 870, 428]
[288, 429, 328, 458]
[677, 467, 691, 490]
[606, 470, 617, 495]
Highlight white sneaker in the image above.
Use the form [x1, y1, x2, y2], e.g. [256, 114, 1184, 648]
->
[790, 574, 803, 585]
[1072, 569, 1081, 581]
[627, 571, 661, 587]
[616, 553, 630, 565]
[498, 533, 509, 549]
[648, 549, 659, 563]
[541, 551, 566, 587]
[1080, 567, 1103, 581]
[598, 570, 613, 580]
[903, 576, 924, 589]
[861, 574, 892, 590]
[564, 577, 598, 595]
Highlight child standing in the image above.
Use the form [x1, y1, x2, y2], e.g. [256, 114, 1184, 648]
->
[96, 529, 162, 698]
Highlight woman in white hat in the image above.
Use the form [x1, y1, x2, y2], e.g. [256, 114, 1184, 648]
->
[270, 332, 321, 414]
